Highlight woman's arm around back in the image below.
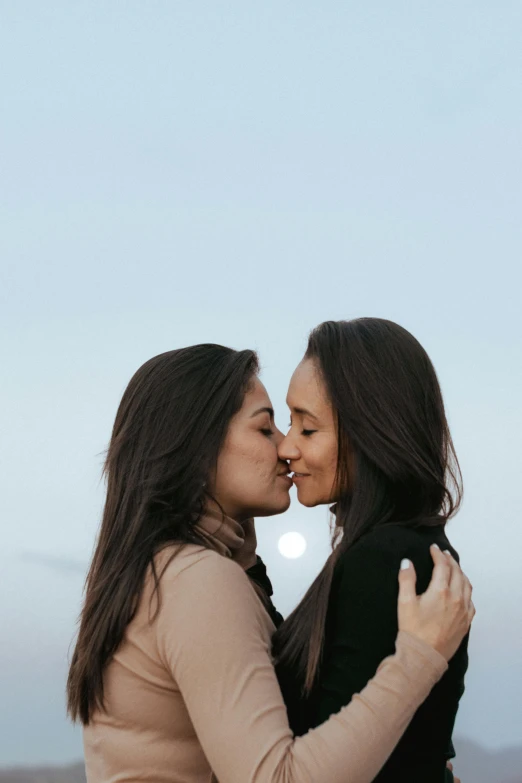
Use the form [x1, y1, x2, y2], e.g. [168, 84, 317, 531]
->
[155, 548, 462, 783]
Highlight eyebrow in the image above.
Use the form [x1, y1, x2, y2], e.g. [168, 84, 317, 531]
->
[250, 407, 274, 419]
[291, 406, 320, 422]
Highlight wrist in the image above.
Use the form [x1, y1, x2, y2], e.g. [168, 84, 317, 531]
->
[395, 630, 448, 677]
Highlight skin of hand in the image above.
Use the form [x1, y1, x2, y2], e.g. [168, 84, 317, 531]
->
[231, 518, 258, 570]
[397, 545, 475, 661]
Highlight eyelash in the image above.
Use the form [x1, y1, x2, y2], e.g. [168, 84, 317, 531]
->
[288, 423, 317, 437]
[261, 428, 274, 437]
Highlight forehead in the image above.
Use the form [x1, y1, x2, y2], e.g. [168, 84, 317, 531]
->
[240, 377, 272, 414]
[287, 359, 329, 410]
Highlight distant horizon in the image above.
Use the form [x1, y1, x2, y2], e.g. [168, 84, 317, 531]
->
[2, 736, 522, 783]
[1, 735, 520, 769]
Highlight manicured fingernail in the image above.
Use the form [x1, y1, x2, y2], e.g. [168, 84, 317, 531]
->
[400, 558, 411, 570]
[432, 543, 440, 550]
[444, 549, 452, 556]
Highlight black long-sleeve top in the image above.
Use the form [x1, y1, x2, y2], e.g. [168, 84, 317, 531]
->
[273, 523, 469, 783]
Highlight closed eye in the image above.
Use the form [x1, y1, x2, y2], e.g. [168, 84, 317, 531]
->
[261, 428, 274, 437]
[302, 429, 317, 436]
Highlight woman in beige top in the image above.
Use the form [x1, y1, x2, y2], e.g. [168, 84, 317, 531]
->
[67, 344, 474, 783]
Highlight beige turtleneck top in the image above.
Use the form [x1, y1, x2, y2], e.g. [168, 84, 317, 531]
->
[83, 516, 448, 783]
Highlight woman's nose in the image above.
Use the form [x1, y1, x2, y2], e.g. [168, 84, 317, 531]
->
[273, 427, 285, 447]
[278, 432, 300, 461]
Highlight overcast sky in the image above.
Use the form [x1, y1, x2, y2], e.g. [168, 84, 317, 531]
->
[1, 0, 521, 767]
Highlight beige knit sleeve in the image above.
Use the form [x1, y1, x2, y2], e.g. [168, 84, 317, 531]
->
[156, 550, 448, 783]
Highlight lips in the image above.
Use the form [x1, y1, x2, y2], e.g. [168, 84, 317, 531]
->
[291, 472, 310, 483]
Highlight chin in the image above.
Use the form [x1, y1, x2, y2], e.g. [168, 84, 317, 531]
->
[254, 494, 291, 517]
[295, 489, 322, 508]
[297, 490, 319, 508]
[298, 497, 319, 508]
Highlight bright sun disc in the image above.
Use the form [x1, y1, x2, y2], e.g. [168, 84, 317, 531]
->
[278, 532, 307, 559]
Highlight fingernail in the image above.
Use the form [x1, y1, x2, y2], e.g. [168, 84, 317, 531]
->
[431, 543, 440, 550]
[400, 558, 411, 570]
[444, 549, 452, 556]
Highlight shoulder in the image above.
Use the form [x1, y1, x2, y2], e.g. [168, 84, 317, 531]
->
[153, 544, 269, 630]
[156, 543, 250, 591]
[337, 523, 449, 593]
[346, 523, 448, 560]
[151, 547, 274, 672]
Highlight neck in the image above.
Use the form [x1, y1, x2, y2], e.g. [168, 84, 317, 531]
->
[205, 499, 252, 525]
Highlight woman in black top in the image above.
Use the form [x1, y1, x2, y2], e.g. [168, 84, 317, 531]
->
[273, 318, 469, 783]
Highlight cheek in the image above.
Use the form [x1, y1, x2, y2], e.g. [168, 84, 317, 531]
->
[227, 435, 278, 484]
[306, 437, 337, 479]
[253, 438, 280, 482]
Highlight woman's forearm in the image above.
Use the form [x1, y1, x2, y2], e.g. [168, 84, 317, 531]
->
[159, 555, 448, 783]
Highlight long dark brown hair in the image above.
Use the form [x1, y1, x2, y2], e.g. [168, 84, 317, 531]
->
[67, 344, 259, 724]
[273, 318, 462, 693]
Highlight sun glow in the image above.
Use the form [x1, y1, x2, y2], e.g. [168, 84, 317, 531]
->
[277, 532, 307, 559]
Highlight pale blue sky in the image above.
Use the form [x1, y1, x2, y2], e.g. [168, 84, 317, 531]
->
[1, 0, 521, 767]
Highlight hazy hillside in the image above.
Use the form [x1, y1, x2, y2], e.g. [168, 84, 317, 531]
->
[0, 741, 520, 782]
[453, 738, 522, 783]
[0, 762, 85, 783]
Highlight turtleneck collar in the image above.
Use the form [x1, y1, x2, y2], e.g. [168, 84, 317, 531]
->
[194, 508, 245, 558]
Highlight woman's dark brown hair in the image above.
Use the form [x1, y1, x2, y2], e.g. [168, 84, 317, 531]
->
[273, 318, 462, 693]
[67, 344, 259, 724]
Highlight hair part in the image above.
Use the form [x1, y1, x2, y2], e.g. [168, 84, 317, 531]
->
[67, 344, 259, 724]
[273, 318, 463, 693]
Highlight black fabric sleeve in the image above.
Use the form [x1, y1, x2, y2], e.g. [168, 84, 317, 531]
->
[246, 556, 284, 628]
